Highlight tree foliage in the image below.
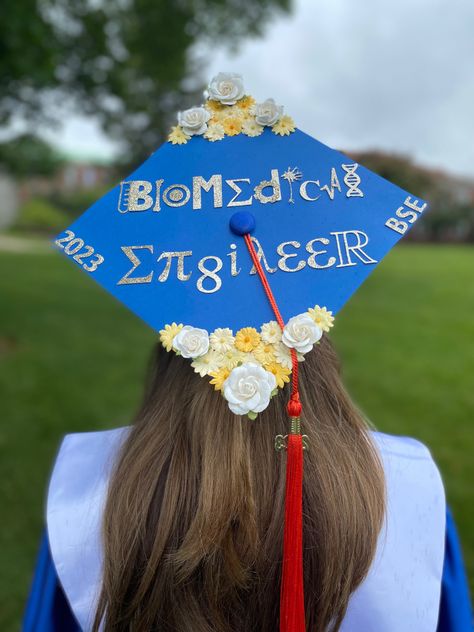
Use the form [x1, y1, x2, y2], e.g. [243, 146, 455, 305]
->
[0, 134, 63, 177]
[0, 0, 290, 165]
[352, 151, 474, 243]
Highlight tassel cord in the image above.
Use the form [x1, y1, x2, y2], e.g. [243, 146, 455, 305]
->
[243, 234, 301, 416]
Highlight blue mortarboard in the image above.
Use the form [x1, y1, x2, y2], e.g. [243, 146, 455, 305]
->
[54, 100, 426, 337]
[54, 73, 428, 410]
[53, 71, 430, 422]
[54, 73, 428, 632]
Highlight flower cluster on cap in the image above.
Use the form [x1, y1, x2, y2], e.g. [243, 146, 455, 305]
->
[159, 306, 334, 419]
[168, 72, 296, 145]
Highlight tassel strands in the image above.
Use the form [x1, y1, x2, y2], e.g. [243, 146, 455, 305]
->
[280, 430, 305, 632]
[241, 229, 306, 632]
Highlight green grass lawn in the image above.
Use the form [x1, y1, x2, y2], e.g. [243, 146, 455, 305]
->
[0, 243, 473, 629]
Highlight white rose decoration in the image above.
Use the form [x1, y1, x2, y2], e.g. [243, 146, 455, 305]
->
[223, 362, 277, 415]
[253, 98, 283, 127]
[207, 72, 245, 105]
[178, 107, 211, 136]
[173, 325, 209, 358]
[282, 313, 322, 354]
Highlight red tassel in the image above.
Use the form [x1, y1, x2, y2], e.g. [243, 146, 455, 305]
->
[280, 432, 305, 632]
[241, 233, 306, 631]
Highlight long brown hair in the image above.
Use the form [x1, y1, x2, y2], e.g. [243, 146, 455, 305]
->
[94, 336, 385, 631]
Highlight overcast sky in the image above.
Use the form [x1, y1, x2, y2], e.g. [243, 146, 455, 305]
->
[43, 0, 474, 178]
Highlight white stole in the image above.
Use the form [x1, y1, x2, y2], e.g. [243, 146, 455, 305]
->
[47, 429, 445, 631]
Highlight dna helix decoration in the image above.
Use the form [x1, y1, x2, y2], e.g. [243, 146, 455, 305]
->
[342, 164, 363, 198]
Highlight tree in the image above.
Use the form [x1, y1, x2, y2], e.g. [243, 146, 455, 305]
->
[351, 151, 474, 243]
[0, 134, 62, 177]
[0, 0, 291, 166]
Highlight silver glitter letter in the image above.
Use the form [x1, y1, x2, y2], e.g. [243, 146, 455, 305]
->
[117, 245, 154, 284]
[227, 244, 241, 276]
[277, 241, 306, 272]
[253, 169, 281, 204]
[193, 175, 223, 210]
[156, 251, 193, 282]
[118, 180, 154, 212]
[226, 178, 253, 207]
[320, 169, 342, 201]
[305, 238, 336, 269]
[249, 237, 277, 274]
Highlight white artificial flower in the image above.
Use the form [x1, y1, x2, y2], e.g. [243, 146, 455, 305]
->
[223, 362, 277, 415]
[191, 349, 221, 377]
[253, 98, 283, 127]
[282, 313, 322, 354]
[260, 320, 282, 344]
[209, 327, 235, 352]
[178, 107, 211, 136]
[173, 325, 209, 358]
[207, 72, 245, 105]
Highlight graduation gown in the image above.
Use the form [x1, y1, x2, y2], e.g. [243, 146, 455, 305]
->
[23, 429, 473, 631]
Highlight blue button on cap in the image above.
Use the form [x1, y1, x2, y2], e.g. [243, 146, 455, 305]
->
[229, 211, 256, 236]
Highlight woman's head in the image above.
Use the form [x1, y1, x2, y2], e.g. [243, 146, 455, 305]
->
[94, 336, 385, 631]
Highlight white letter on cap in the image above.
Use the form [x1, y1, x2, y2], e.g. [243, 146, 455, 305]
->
[299, 180, 321, 202]
[404, 196, 427, 214]
[385, 217, 408, 235]
[333, 230, 377, 267]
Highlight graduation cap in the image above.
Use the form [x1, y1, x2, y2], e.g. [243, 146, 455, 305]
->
[54, 72, 427, 632]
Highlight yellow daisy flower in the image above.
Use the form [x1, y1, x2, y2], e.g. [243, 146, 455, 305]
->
[205, 99, 225, 113]
[222, 117, 242, 136]
[209, 327, 235, 352]
[307, 305, 334, 332]
[254, 342, 276, 366]
[260, 320, 282, 344]
[272, 115, 296, 136]
[238, 352, 256, 364]
[235, 327, 261, 352]
[204, 123, 225, 142]
[191, 350, 221, 377]
[227, 105, 247, 119]
[209, 366, 231, 391]
[219, 348, 243, 369]
[265, 362, 291, 388]
[242, 119, 264, 137]
[168, 126, 190, 145]
[159, 322, 183, 351]
[209, 109, 226, 123]
[238, 95, 256, 111]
